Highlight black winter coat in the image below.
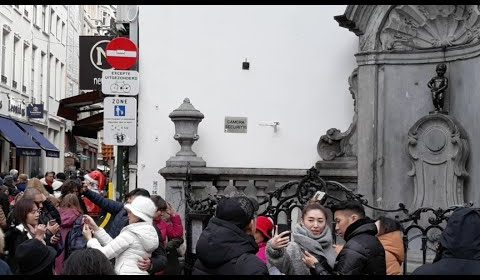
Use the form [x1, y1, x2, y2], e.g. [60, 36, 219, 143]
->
[334, 218, 386, 275]
[192, 217, 268, 275]
[83, 189, 127, 238]
[413, 207, 480, 275]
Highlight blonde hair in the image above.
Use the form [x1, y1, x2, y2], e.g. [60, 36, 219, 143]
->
[27, 178, 50, 197]
[60, 193, 83, 214]
[18, 173, 28, 182]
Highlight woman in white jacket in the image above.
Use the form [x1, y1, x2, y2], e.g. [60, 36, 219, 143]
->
[82, 196, 159, 275]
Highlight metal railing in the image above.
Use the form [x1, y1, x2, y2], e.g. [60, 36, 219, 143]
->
[183, 165, 472, 275]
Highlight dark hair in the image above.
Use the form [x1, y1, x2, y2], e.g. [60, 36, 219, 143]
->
[151, 195, 167, 211]
[45, 171, 55, 177]
[63, 248, 116, 275]
[60, 179, 82, 198]
[377, 216, 403, 235]
[14, 199, 35, 224]
[331, 200, 365, 218]
[302, 201, 332, 226]
[125, 188, 150, 200]
[55, 172, 67, 181]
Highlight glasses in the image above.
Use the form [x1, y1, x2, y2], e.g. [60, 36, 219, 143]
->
[30, 208, 40, 214]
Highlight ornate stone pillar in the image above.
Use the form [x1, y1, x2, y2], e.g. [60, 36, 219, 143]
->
[407, 113, 469, 209]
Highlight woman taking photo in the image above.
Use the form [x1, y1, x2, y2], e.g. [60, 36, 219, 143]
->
[266, 201, 336, 275]
[82, 195, 159, 275]
[4, 199, 56, 272]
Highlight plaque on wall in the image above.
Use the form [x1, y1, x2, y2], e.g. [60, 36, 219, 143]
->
[224, 117, 247, 133]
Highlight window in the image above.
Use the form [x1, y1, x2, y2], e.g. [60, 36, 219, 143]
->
[56, 16, 60, 39]
[33, 6, 37, 25]
[40, 52, 45, 101]
[41, 6, 47, 31]
[61, 22, 65, 43]
[12, 37, 19, 87]
[50, 9, 55, 35]
[103, 12, 107, 25]
[1, 31, 7, 78]
[60, 63, 65, 99]
[22, 43, 28, 93]
[55, 58, 59, 99]
[49, 53, 54, 98]
[31, 46, 36, 97]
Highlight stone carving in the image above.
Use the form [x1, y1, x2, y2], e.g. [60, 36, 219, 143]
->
[318, 68, 358, 161]
[407, 113, 469, 210]
[427, 63, 449, 113]
[380, 5, 480, 51]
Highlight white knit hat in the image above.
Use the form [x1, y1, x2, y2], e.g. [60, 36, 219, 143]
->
[124, 196, 156, 224]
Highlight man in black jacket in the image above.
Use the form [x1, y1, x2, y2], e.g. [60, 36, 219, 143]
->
[413, 207, 480, 275]
[316, 200, 386, 275]
[192, 195, 268, 275]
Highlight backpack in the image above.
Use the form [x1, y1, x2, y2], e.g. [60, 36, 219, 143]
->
[64, 216, 87, 259]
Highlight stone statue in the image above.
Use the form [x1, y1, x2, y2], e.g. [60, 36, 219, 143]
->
[427, 63, 448, 113]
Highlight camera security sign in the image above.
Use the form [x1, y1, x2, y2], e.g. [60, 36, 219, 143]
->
[102, 70, 139, 96]
[104, 97, 137, 146]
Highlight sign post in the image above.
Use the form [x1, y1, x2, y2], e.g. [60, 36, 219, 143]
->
[103, 97, 137, 146]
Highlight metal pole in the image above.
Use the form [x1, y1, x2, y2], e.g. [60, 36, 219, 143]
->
[45, 5, 51, 175]
[128, 5, 139, 193]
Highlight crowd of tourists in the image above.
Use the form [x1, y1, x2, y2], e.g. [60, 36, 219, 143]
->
[0, 169, 185, 275]
[0, 167, 478, 275]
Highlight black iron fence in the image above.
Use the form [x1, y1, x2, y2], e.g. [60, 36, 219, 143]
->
[183, 165, 472, 275]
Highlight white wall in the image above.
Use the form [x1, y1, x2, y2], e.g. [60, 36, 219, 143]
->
[137, 5, 357, 196]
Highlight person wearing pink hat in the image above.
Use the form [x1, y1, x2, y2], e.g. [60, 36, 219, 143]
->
[255, 216, 274, 264]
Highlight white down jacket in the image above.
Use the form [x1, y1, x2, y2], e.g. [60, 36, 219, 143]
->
[87, 222, 159, 275]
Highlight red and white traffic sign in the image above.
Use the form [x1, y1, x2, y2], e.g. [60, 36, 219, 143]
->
[106, 37, 138, 70]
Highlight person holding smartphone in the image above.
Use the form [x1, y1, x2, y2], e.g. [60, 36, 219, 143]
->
[266, 201, 336, 275]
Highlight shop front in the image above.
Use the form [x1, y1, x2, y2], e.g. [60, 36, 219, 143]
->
[0, 92, 61, 177]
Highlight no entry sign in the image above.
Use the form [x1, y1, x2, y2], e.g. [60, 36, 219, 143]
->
[106, 37, 138, 70]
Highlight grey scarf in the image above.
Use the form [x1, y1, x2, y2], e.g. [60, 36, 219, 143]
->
[291, 223, 336, 268]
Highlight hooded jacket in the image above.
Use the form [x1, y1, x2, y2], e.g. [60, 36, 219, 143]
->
[87, 222, 159, 275]
[55, 207, 82, 275]
[192, 217, 268, 275]
[378, 230, 404, 275]
[413, 207, 480, 275]
[334, 218, 386, 275]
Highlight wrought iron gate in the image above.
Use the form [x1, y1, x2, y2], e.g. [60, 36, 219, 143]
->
[183, 166, 472, 275]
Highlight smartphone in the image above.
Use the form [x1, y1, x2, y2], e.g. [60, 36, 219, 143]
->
[277, 224, 291, 238]
[313, 191, 326, 202]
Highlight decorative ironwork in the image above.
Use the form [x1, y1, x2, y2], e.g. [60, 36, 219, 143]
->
[183, 165, 474, 275]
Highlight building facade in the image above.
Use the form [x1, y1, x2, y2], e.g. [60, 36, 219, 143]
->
[0, 5, 114, 177]
[0, 5, 68, 177]
[136, 5, 357, 196]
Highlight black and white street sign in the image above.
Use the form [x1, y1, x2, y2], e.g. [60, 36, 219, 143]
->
[79, 36, 114, 90]
[103, 97, 137, 146]
[101, 70, 139, 96]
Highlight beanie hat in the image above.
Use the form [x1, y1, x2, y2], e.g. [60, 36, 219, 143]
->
[124, 196, 156, 224]
[15, 238, 56, 275]
[216, 195, 259, 229]
[256, 216, 274, 239]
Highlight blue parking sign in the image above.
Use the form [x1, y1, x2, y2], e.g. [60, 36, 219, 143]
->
[114, 105, 126, 116]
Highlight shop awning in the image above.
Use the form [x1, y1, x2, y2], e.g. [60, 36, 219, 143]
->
[17, 123, 60, 158]
[0, 117, 41, 156]
[57, 91, 104, 138]
[57, 90, 104, 121]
